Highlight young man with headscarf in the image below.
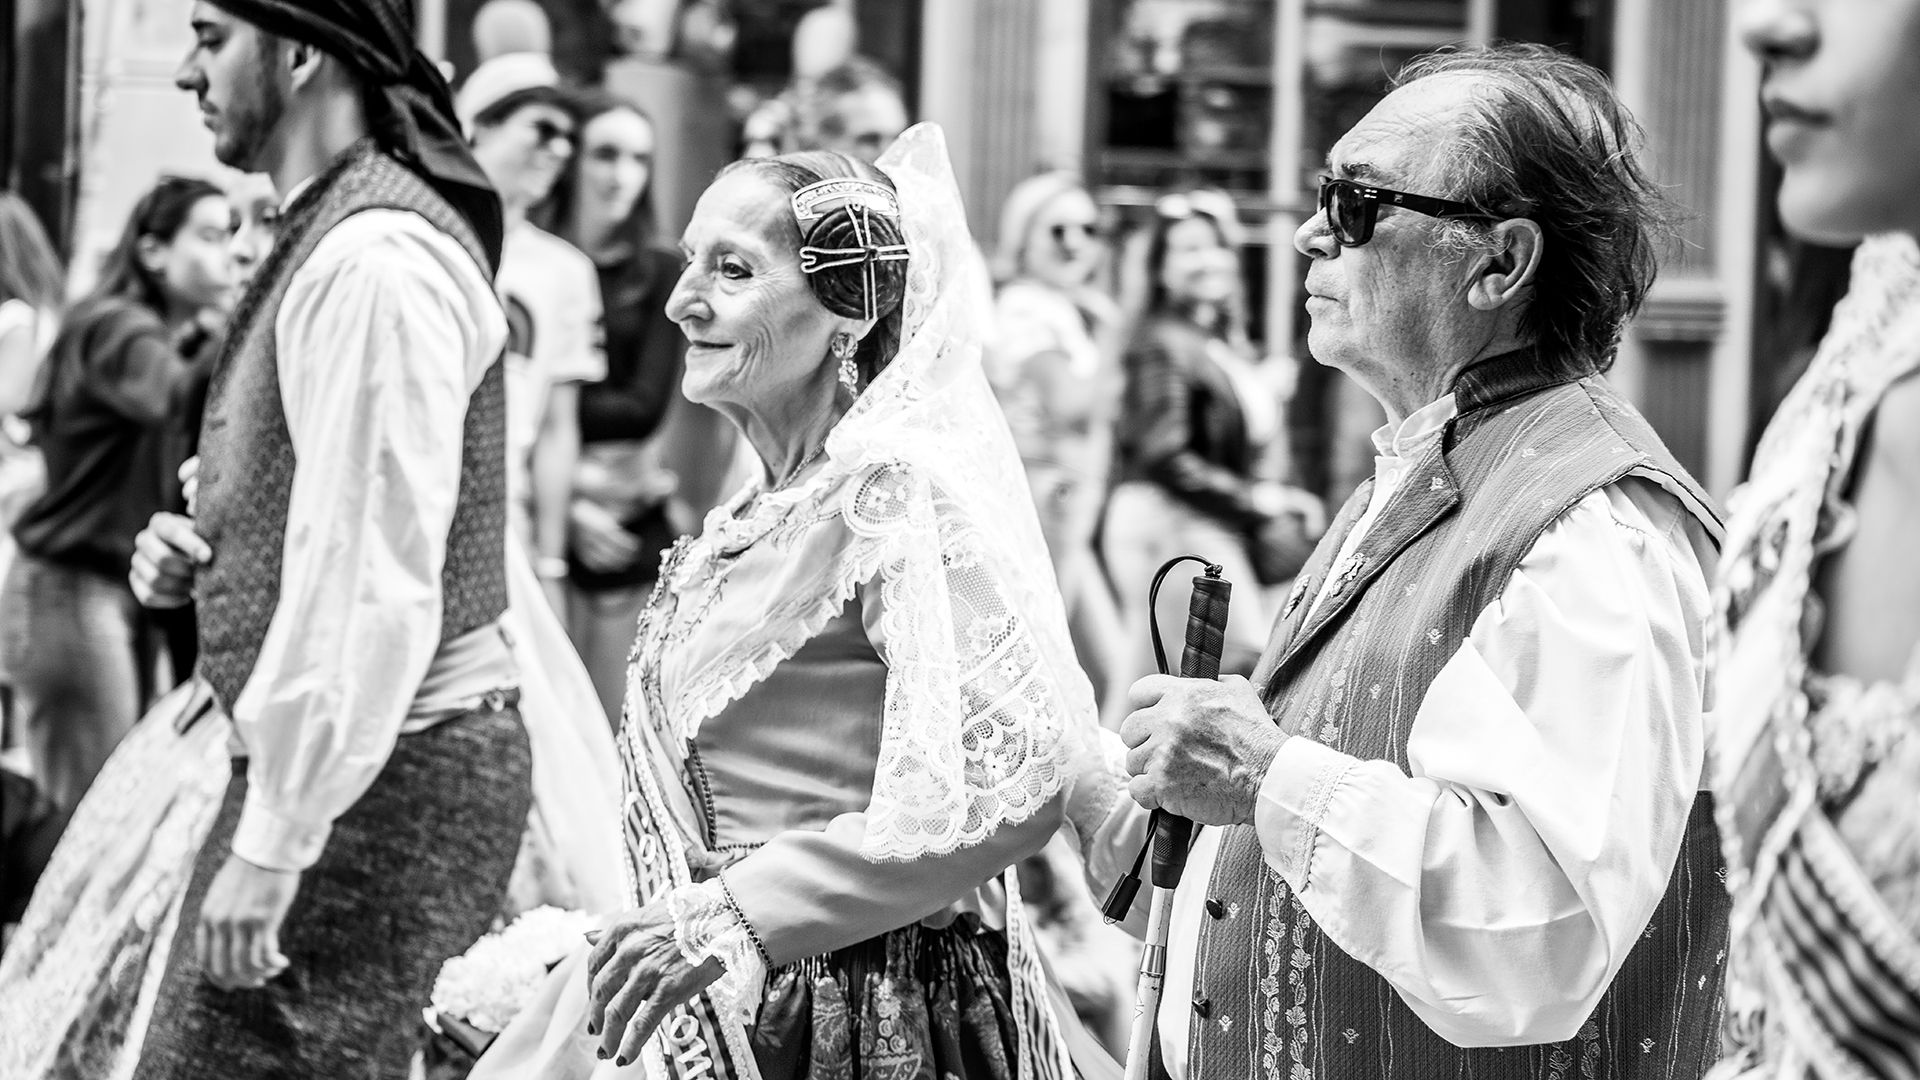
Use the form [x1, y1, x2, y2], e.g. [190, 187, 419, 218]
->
[125, 2, 529, 1075]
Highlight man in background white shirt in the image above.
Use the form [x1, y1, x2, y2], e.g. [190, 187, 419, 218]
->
[1107, 43, 1731, 1080]
[457, 51, 608, 613]
[128, 2, 529, 1076]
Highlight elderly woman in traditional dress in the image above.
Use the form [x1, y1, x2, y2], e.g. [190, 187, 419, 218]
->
[476, 124, 1116, 1080]
[1710, 2, 1920, 1076]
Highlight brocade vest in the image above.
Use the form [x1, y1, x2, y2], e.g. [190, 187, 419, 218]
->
[193, 139, 508, 713]
[1189, 353, 1731, 1079]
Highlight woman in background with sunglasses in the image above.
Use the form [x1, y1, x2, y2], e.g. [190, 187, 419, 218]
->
[990, 173, 1129, 717]
[1104, 192, 1322, 677]
[987, 172, 1140, 1057]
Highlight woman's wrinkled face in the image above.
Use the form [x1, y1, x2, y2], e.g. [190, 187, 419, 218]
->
[665, 170, 839, 410]
[1738, 0, 1920, 241]
[1158, 214, 1239, 307]
[1022, 188, 1104, 291]
[577, 107, 655, 229]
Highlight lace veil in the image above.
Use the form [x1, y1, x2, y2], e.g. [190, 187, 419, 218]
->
[813, 123, 1100, 859]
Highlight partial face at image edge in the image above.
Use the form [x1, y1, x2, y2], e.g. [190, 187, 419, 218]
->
[1739, 0, 1920, 242]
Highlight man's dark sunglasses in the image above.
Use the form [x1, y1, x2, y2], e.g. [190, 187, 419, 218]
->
[1317, 176, 1494, 248]
[531, 118, 576, 150]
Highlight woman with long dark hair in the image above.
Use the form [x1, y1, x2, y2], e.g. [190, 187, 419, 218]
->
[1102, 192, 1322, 676]
[0, 175, 231, 840]
[539, 88, 710, 724]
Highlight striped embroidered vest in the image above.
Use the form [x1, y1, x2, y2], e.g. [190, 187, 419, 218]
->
[193, 140, 508, 713]
[1188, 352, 1730, 1079]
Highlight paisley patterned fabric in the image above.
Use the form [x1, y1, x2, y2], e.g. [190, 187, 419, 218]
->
[751, 919, 1017, 1080]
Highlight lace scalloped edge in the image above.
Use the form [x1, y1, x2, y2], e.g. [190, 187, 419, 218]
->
[665, 878, 769, 1029]
[671, 467, 894, 740]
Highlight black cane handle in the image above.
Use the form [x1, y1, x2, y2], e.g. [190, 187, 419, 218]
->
[1151, 567, 1231, 888]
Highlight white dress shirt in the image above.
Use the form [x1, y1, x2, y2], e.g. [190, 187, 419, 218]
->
[1158, 393, 1717, 1076]
[227, 207, 511, 873]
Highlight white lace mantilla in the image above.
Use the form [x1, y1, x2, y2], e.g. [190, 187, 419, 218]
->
[645, 456, 1075, 861]
[628, 124, 1101, 867]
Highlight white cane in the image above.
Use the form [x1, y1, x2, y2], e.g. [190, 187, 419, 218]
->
[1107, 557, 1232, 1080]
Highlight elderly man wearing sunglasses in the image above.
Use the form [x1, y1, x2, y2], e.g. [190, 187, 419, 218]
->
[1083, 42, 1733, 1080]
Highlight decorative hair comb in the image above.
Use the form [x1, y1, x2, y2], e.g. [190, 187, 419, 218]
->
[791, 178, 901, 222]
[792, 178, 911, 322]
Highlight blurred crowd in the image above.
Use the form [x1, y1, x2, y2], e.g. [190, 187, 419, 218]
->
[0, 1, 1331, 1055]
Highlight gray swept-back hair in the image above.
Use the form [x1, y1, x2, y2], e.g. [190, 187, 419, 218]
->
[1395, 43, 1675, 376]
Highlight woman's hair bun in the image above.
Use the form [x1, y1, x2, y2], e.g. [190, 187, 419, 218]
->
[801, 205, 909, 322]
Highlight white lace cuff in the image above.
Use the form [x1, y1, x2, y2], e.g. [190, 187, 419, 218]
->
[665, 877, 769, 1026]
[1062, 726, 1128, 856]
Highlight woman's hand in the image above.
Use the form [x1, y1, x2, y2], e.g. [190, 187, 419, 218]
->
[131, 511, 211, 609]
[586, 901, 724, 1067]
[569, 497, 643, 574]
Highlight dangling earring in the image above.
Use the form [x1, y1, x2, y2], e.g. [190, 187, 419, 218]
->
[833, 333, 860, 395]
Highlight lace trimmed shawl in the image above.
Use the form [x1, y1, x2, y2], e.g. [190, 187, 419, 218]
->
[632, 127, 1094, 1080]
[641, 124, 1099, 865]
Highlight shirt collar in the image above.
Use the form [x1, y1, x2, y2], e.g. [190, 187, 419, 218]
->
[279, 176, 315, 212]
[1369, 393, 1458, 461]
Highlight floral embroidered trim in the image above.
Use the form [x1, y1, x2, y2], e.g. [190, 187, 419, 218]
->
[1286, 751, 1353, 891]
[666, 878, 769, 1028]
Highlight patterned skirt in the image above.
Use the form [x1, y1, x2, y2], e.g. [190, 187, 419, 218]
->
[750, 915, 1019, 1080]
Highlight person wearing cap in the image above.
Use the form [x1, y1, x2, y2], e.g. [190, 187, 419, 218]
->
[126, 2, 530, 1075]
[455, 53, 632, 920]
[457, 52, 607, 618]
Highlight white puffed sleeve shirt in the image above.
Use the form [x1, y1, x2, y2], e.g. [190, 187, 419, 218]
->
[227, 206, 510, 874]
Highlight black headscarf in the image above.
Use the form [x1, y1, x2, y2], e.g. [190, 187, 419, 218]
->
[208, 0, 503, 272]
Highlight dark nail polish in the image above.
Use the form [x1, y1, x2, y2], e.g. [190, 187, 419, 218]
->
[597, 1049, 608, 1060]
[616, 1057, 629, 1067]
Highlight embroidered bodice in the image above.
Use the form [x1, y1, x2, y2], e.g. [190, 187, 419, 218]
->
[1709, 233, 1920, 1078]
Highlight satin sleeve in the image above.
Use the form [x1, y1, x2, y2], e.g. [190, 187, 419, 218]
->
[1251, 478, 1715, 1047]
[227, 210, 507, 873]
[711, 573, 1064, 963]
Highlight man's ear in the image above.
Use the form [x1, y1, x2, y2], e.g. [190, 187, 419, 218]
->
[286, 38, 324, 91]
[1465, 218, 1543, 312]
